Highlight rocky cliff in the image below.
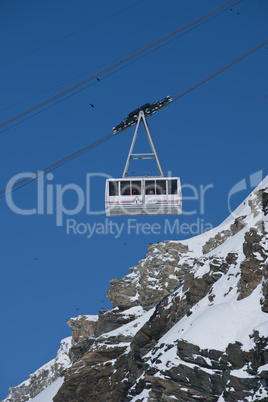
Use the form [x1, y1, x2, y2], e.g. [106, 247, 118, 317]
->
[4, 177, 268, 401]
[4, 337, 71, 402]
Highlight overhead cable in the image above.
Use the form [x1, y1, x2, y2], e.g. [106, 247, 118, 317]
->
[0, 131, 117, 198]
[0, 0, 243, 133]
[0, 0, 243, 114]
[1, 37, 266, 199]
[0, 2, 243, 135]
[172, 39, 268, 103]
[0, 0, 148, 67]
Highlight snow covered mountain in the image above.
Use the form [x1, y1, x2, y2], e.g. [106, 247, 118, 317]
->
[4, 176, 268, 401]
[4, 337, 72, 402]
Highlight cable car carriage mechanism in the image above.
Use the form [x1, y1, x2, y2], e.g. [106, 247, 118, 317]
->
[105, 96, 182, 216]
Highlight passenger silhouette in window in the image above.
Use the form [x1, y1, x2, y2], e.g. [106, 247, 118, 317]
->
[146, 181, 155, 195]
[123, 187, 131, 195]
[132, 181, 141, 195]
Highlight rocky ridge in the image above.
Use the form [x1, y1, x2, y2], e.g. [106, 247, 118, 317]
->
[4, 177, 268, 401]
[4, 337, 71, 402]
[53, 177, 268, 401]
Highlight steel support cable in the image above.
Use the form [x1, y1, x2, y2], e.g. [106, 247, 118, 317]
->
[2, 36, 265, 200]
[0, 0, 242, 132]
[0, 51, 136, 113]
[0, 0, 148, 67]
[0, 0, 243, 114]
[0, 81, 99, 135]
[0, 4, 240, 135]
[98, 2, 246, 85]
[0, 131, 118, 198]
[171, 39, 268, 103]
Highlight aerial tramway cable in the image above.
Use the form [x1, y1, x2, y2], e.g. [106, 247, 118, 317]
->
[0, 0, 149, 67]
[171, 39, 268, 103]
[1, 38, 267, 199]
[0, 131, 117, 198]
[0, 0, 243, 134]
[0, 4, 241, 136]
[0, 0, 244, 115]
[0, 0, 238, 116]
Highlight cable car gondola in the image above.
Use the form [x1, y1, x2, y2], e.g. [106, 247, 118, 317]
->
[105, 98, 182, 216]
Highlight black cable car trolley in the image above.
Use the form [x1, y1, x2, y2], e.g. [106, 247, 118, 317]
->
[105, 97, 182, 216]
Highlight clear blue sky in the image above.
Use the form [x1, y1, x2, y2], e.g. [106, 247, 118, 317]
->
[0, 0, 267, 399]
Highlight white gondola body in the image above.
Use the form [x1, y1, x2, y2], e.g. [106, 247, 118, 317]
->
[105, 177, 181, 216]
[106, 104, 182, 216]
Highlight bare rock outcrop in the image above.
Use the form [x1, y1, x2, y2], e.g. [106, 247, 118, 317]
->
[53, 178, 268, 402]
[67, 315, 98, 344]
[5, 178, 268, 402]
[4, 337, 71, 402]
[107, 241, 192, 312]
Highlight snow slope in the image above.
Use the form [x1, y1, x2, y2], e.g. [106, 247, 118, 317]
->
[5, 176, 268, 401]
[126, 176, 268, 400]
[30, 378, 64, 402]
[4, 337, 71, 402]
